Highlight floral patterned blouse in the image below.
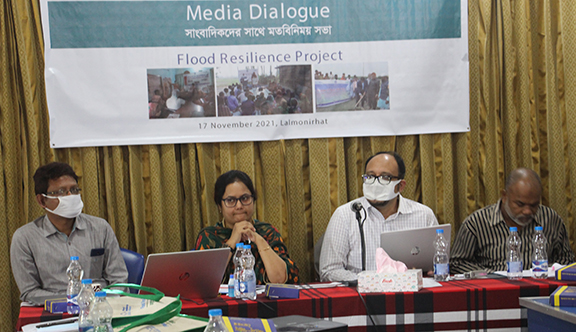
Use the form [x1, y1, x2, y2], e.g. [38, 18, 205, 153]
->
[194, 219, 299, 284]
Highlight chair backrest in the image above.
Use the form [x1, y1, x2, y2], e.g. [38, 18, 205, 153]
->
[120, 248, 145, 291]
[313, 233, 325, 281]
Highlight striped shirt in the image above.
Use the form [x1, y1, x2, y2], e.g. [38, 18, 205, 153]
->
[450, 200, 575, 274]
[319, 195, 438, 282]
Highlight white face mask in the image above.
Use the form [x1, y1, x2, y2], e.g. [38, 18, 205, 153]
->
[43, 194, 84, 219]
[502, 198, 533, 227]
[363, 179, 402, 202]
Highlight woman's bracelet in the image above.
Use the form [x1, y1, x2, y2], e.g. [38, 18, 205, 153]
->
[259, 246, 272, 253]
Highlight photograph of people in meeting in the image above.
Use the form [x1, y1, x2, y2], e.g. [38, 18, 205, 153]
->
[10, 162, 128, 303]
[450, 168, 575, 274]
[147, 67, 216, 119]
[195, 170, 299, 284]
[315, 62, 390, 112]
[215, 65, 313, 116]
[319, 151, 438, 282]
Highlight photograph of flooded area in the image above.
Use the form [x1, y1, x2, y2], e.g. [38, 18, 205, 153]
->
[215, 65, 313, 116]
[147, 67, 215, 119]
[315, 62, 389, 112]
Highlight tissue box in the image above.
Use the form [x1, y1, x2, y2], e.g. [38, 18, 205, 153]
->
[550, 286, 576, 306]
[44, 298, 68, 313]
[357, 269, 423, 293]
[265, 283, 299, 299]
[556, 262, 576, 281]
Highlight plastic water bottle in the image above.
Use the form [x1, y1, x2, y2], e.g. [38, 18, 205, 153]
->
[233, 243, 244, 298]
[532, 226, 548, 279]
[239, 244, 256, 300]
[228, 274, 235, 298]
[78, 279, 95, 332]
[66, 256, 83, 314]
[203, 309, 227, 332]
[433, 229, 450, 281]
[507, 227, 523, 280]
[91, 291, 113, 332]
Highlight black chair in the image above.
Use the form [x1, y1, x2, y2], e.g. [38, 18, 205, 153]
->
[314, 233, 325, 281]
[120, 248, 145, 293]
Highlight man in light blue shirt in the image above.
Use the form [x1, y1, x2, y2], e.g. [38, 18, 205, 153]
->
[10, 162, 127, 302]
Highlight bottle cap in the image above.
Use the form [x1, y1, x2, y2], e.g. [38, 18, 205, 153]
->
[208, 309, 223, 317]
[229, 274, 234, 278]
[510, 227, 518, 232]
[70, 256, 79, 261]
[81, 279, 93, 284]
[94, 291, 106, 297]
[236, 243, 244, 249]
[244, 244, 251, 250]
[535, 226, 543, 231]
[436, 229, 444, 233]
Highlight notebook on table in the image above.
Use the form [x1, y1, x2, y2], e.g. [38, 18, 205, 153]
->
[380, 224, 452, 271]
[140, 248, 230, 299]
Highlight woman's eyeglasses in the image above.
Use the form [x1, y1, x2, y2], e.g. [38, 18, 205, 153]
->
[222, 195, 254, 208]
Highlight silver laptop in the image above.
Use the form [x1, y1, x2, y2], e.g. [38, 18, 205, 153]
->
[140, 248, 230, 299]
[380, 224, 452, 271]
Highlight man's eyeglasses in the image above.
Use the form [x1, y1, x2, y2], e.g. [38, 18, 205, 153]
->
[222, 195, 254, 208]
[45, 187, 82, 197]
[362, 174, 401, 185]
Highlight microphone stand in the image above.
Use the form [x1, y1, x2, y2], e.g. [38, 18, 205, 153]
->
[353, 204, 367, 271]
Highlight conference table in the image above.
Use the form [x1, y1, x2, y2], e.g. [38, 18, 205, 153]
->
[16, 277, 576, 332]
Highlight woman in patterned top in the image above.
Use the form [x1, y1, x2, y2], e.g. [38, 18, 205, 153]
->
[195, 170, 299, 284]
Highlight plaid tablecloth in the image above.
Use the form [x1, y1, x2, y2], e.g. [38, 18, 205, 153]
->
[17, 277, 575, 331]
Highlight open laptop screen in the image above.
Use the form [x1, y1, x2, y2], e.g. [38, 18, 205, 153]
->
[380, 224, 451, 271]
[140, 248, 230, 299]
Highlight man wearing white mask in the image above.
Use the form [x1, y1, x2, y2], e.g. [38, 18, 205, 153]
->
[450, 168, 574, 274]
[319, 151, 438, 282]
[10, 162, 127, 303]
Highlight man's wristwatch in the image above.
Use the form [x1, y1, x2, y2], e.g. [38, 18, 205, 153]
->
[222, 243, 235, 253]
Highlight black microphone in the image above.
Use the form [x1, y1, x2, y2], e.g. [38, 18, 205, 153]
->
[351, 202, 363, 219]
[351, 201, 367, 271]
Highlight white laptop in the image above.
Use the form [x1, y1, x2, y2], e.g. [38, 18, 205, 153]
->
[140, 248, 230, 299]
[380, 224, 452, 271]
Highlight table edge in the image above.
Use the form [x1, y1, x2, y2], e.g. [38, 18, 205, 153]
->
[519, 296, 576, 324]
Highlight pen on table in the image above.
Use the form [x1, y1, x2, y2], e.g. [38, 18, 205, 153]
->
[35, 318, 78, 329]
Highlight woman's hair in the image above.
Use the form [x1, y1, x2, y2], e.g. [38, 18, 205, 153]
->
[214, 170, 257, 207]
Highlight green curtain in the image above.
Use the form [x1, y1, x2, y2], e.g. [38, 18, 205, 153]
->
[3, 0, 576, 330]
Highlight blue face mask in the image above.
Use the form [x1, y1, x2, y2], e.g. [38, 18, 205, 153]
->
[363, 179, 401, 201]
[43, 194, 84, 218]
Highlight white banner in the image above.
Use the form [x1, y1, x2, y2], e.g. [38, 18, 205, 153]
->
[40, 0, 469, 148]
